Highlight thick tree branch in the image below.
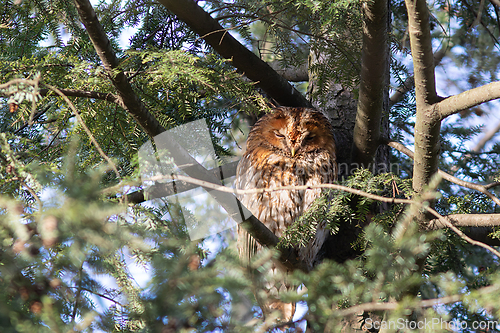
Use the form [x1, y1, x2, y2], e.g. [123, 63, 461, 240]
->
[436, 81, 500, 120]
[74, 0, 305, 271]
[268, 61, 308, 82]
[405, 0, 441, 195]
[74, 0, 163, 138]
[351, 0, 388, 167]
[156, 0, 311, 108]
[426, 207, 500, 257]
[405, 0, 439, 107]
[429, 214, 500, 229]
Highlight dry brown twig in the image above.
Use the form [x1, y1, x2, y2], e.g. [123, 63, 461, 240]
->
[386, 140, 500, 207]
[144, 172, 500, 259]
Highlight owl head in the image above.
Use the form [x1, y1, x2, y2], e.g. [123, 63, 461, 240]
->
[245, 107, 336, 159]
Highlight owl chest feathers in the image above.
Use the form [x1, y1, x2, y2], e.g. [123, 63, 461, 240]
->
[236, 148, 334, 237]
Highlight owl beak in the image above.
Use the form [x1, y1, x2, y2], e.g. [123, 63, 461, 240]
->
[291, 147, 295, 157]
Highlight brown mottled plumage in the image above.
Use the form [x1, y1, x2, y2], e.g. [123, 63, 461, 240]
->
[236, 106, 337, 322]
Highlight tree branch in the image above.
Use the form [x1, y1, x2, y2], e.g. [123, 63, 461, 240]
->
[429, 214, 500, 229]
[405, 0, 439, 107]
[426, 207, 500, 257]
[460, 227, 500, 246]
[472, 118, 500, 153]
[39, 88, 124, 108]
[351, 0, 388, 167]
[73, 0, 164, 138]
[74, 0, 306, 271]
[386, 140, 500, 245]
[405, 0, 441, 195]
[125, 161, 238, 204]
[334, 284, 500, 318]
[385, 140, 500, 207]
[268, 61, 308, 82]
[156, 0, 311, 108]
[151, 173, 500, 255]
[436, 81, 500, 120]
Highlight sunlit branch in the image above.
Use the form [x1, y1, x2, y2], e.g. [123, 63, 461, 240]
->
[405, 0, 438, 107]
[352, 0, 388, 167]
[436, 81, 500, 120]
[124, 161, 238, 204]
[405, 0, 441, 196]
[429, 214, 500, 228]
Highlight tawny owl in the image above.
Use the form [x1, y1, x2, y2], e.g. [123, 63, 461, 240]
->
[236, 106, 337, 322]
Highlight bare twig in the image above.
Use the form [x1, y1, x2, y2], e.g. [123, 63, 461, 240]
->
[42, 83, 121, 180]
[119, 161, 239, 204]
[150, 173, 413, 204]
[146, 173, 500, 258]
[385, 140, 500, 207]
[472, 118, 500, 153]
[39, 88, 124, 108]
[438, 172, 500, 207]
[19, 179, 42, 210]
[352, 0, 388, 167]
[461, 0, 500, 48]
